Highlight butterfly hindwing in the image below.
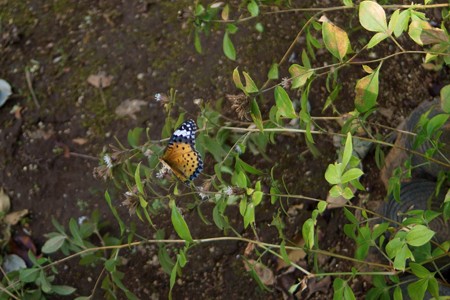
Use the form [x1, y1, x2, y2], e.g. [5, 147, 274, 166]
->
[160, 120, 203, 183]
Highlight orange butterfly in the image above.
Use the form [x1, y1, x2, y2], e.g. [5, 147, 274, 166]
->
[159, 120, 203, 183]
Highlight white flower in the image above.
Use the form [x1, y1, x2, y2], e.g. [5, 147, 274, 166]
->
[156, 164, 171, 179]
[281, 77, 290, 89]
[103, 154, 113, 169]
[224, 186, 233, 196]
[154, 93, 162, 102]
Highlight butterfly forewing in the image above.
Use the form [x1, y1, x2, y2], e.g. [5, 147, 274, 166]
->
[160, 120, 203, 183]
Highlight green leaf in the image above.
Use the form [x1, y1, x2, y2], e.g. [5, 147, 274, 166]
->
[393, 244, 412, 271]
[393, 286, 403, 300]
[355, 63, 381, 113]
[410, 263, 430, 279]
[367, 32, 389, 48]
[250, 98, 264, 131]
[223, 31, 236, 60]
[243, 72, 258, 93]
[69, 218, 83, 246]
[42, 235, 66, 254]
[406, 225, 435, 247]
[408, 19, 431, 46]
[342, 132, 353, 168]
[343, 0, 353, 7]
[236, 157, 264, 175]
[171, 202, 193, 242]
[233, 170, 247, 188]
[134, 162, 144, 194]
[317, 201, 327, 213]
[247, 0, 259, 17]
[325, 163, 341, 184]
[268, 63, 279, 80]
[255, 22, 264, 33]
[288, 64, 314, 89]
[252, 191, 263, 206]
[52, 285, 76, 296]
[426, 114, 449, 136]
[440, 84, 450, 113]
[19, 268, 40, 283]
[341, 168, 363, 183]
[359, 1, 388, 32]
[302, 218, 315, 249]
[194, 30, 202, 54]
[407, 278, 428, 300]
[232, 67, 244, 91]
[322, 20, 350, 61]
[274, 86, 297, 118]
[127, 127, 143, 148]
[243, 202, 255, 228]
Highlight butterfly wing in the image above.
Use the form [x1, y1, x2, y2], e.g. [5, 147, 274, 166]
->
[160, 120, 203, 183]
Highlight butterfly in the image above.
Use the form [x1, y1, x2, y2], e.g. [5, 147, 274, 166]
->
[159, 119, 203, 183]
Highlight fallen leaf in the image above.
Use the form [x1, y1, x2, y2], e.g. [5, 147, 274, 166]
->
[72, 137, 88, 145]
[4, 209, 29, 225]
[87, 72, 113, 88]
[244, 242, 255, 256]
[243, 259, 275, 285]
[115, 99, 147, 119]
[2, 254, 26, 273]
[0, 188, 11, 213]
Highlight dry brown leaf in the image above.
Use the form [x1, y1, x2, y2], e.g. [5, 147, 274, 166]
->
[115, 99, 147, 119]
[0, 188, 11, 213]
[243, 259, 275, 286]
[4, 209, 29, 225]
[87, 72, 113, 88]
[72, 137, 88, 145]
[244, 242, 255, 256]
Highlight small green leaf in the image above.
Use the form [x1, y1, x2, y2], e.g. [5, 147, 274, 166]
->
[244, 202, 255, 228]
[127, 127, 143, 148]
[274, 86, 297, 118]
[325, 163, 341, 184]
[243, 72, 258, 93]
[194, 30, 202, 54]
[367, 32, 389, 48]
[52, 285, 76, 296]
[223, 31, 236, 60]
[317, 201, 327, 213]
[342, 132, 353, 168]
[247, 0, 259, 17]
[359, 1, 388, 32]
[341, 168, 363, 183]
[343, 0, 353, 7]
[302, 218, 315, 249]
[171, 202, 193, 242]
[250, 98, 264, 131]
[440, 84, 450, 113]
[406, 225, 435, 247]
[252, 191, 263, 206]
[134, 162, 144, 194]
[232, 67, 244, 91]
[268, 63, 279, 80]
[19, 268, 40, 283]
[42, 235, 66, 254]
[255, 22, 264, 33]
[288, 64, 314, 89]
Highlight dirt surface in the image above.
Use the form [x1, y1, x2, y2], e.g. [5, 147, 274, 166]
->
[0, 0, 448, 299]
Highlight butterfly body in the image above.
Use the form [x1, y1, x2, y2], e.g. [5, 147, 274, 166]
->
[160, 120, 203, 183]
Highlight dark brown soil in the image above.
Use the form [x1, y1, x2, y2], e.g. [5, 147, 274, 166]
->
[0, 0, 448, 299]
